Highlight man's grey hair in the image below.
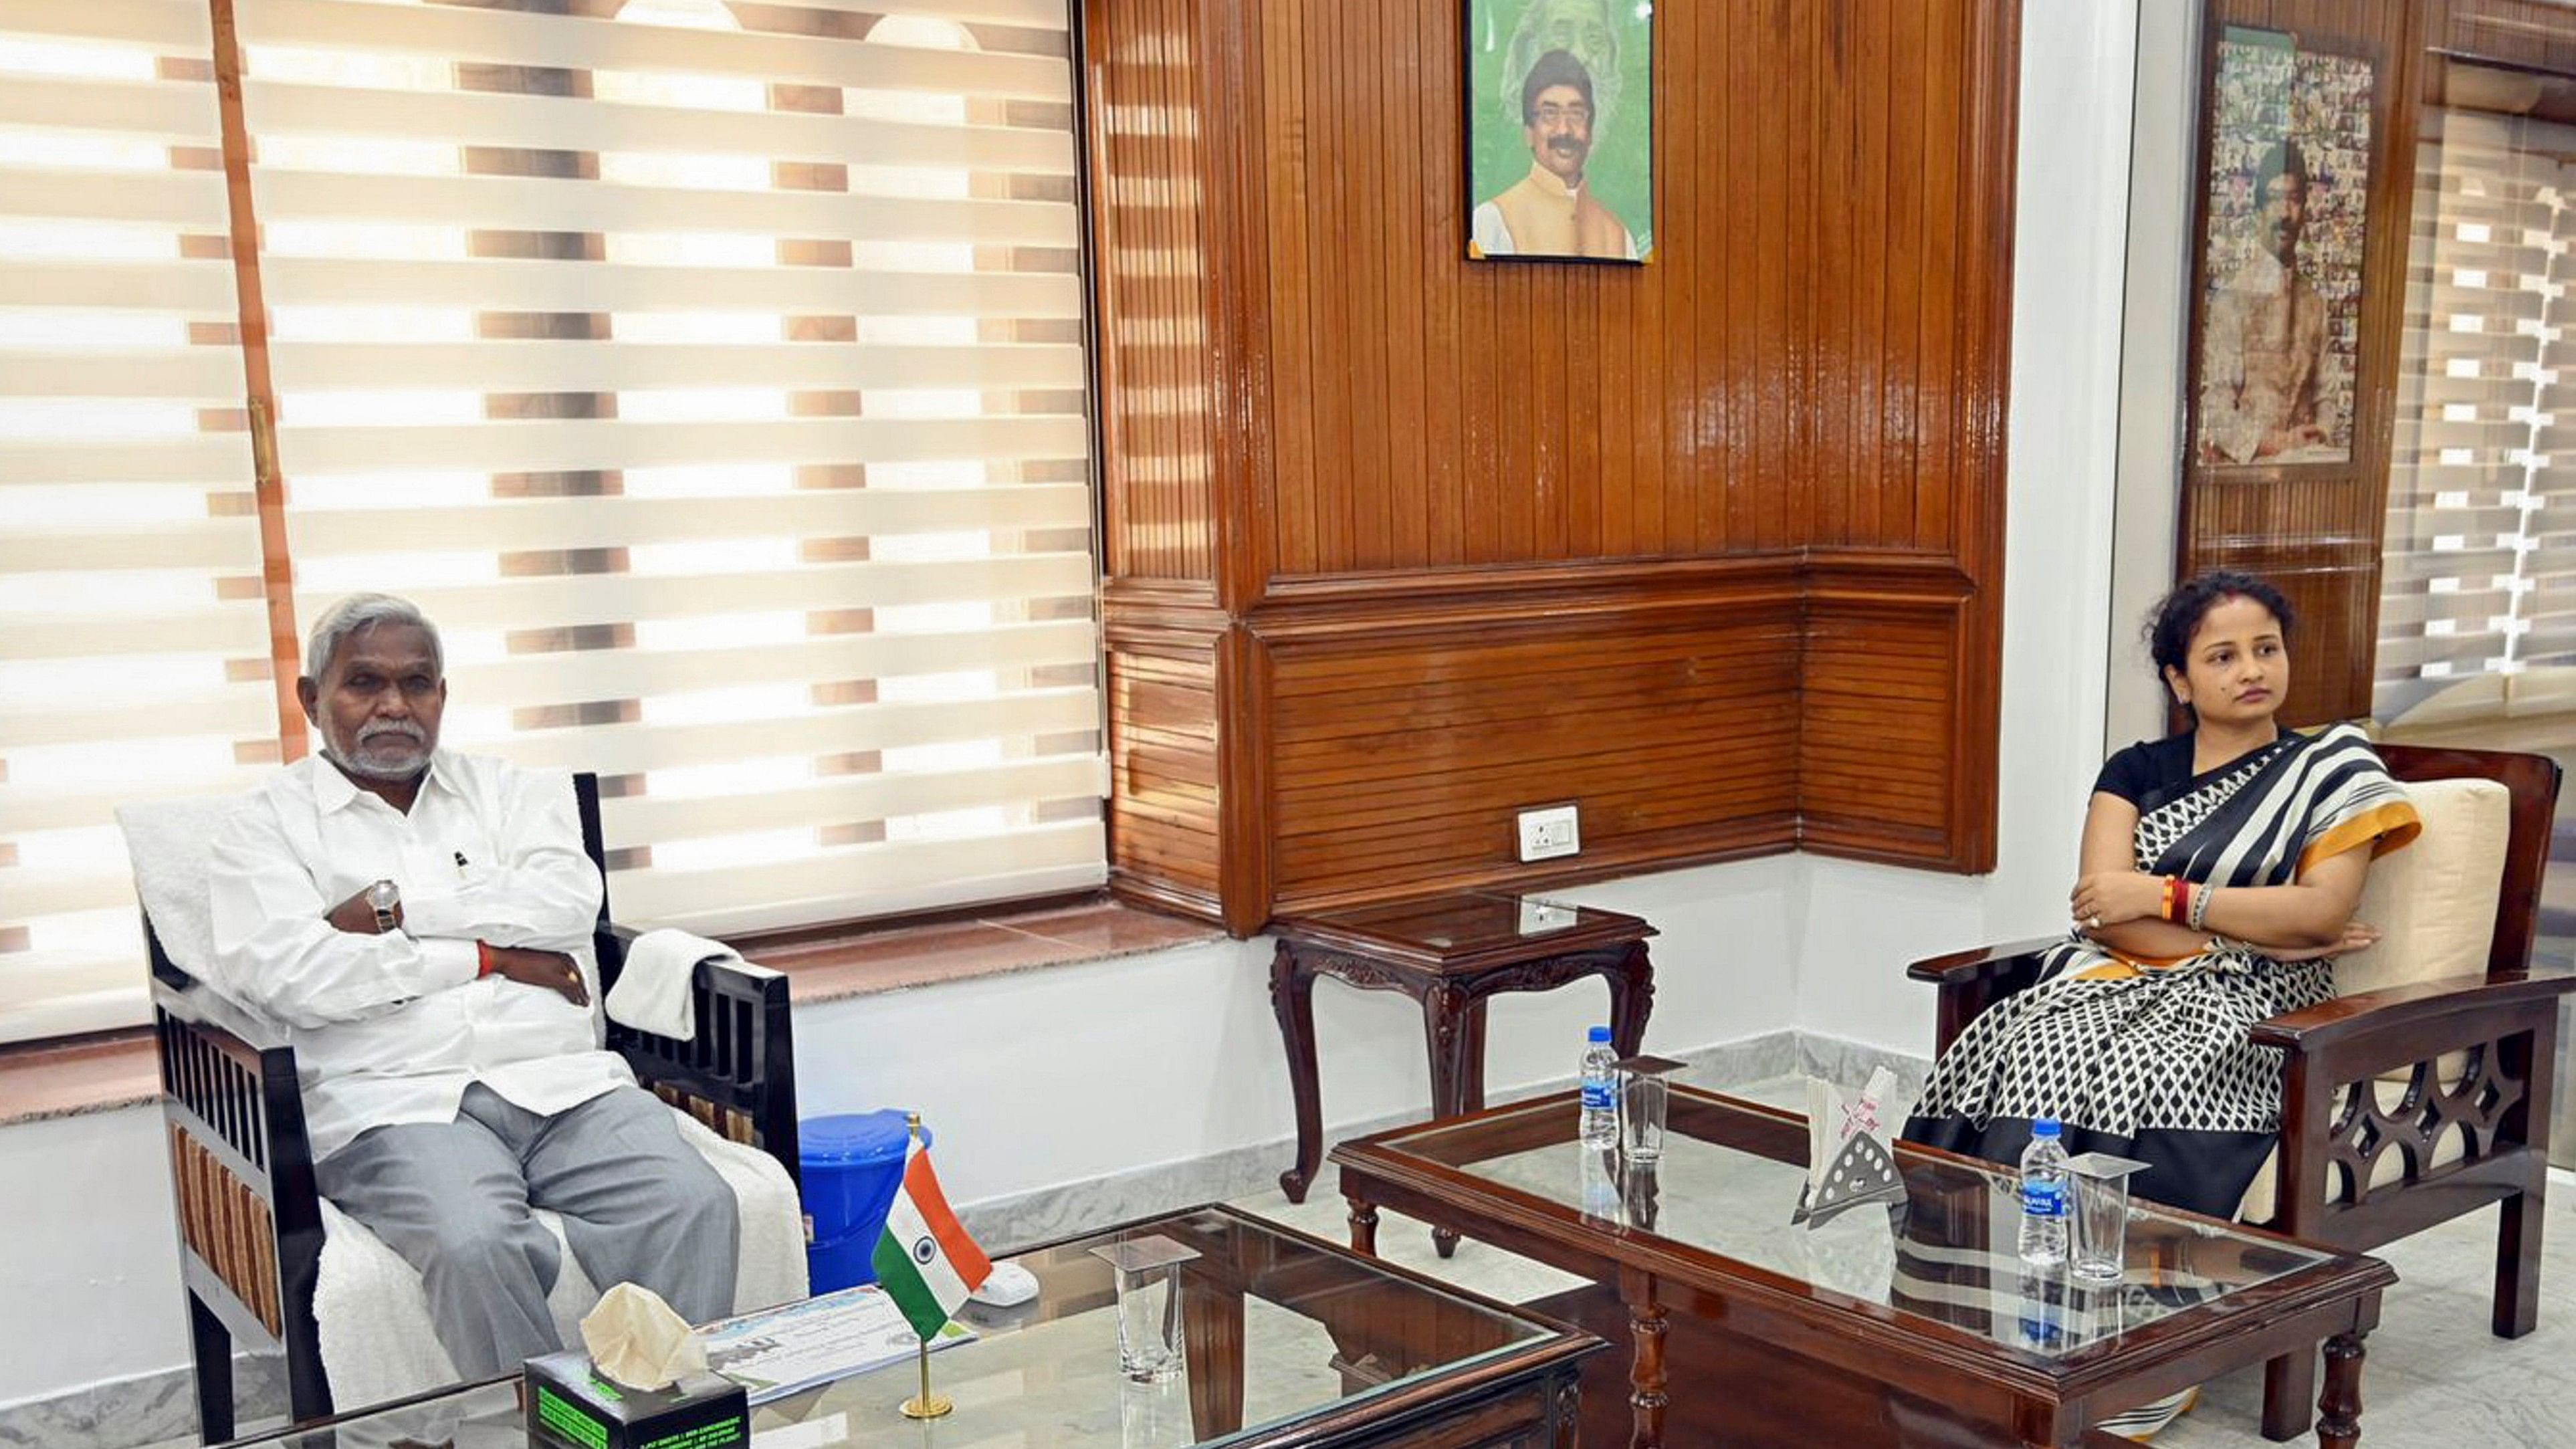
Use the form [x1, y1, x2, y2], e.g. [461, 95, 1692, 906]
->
[303, 593, 445, 680]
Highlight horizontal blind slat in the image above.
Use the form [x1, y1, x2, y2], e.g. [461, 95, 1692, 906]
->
[244, 80, 1076, 174]
[467, 687, 1099, 776]
[602, 753, 1101, 841]
[275, 417, 1088, 474]
[268, 340, 1085, 393]
[257, 255, 1082, 317]
[286, 489, 1093, 553]
[437, 621, 1097, 700]
[240, 0, 1072, 100]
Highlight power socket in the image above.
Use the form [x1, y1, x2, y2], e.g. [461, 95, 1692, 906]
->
[1517, 804, 1580, 862]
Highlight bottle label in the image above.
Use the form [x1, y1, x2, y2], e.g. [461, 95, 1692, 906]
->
[2023, 1179, 2067, 1218]
[1581, 1079, 1614, 1112]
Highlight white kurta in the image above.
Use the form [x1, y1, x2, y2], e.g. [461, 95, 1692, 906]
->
[208, 750, 631, 1162]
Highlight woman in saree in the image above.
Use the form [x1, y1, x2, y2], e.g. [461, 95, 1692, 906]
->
[1902, 573, 2420, 1438]
[1905, 570, 2420, 1218]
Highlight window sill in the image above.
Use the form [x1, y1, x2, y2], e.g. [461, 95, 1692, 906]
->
[740, 897, 1227, 1006]
[0, 899, 1226, 1129]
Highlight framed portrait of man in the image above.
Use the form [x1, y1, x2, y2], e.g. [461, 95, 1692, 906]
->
[2193, 26, 2375, 467]
[1465, 0, 1653, 264]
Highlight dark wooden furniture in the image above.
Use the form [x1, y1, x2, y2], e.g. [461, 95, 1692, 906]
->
[1334, 1085, 2395, 1449]
[147, 772, 800, 1444]
[1910, 742, 2570, 1439]
[211, 1204, 1601, 1449]
[1270, 891, 1655, 1253]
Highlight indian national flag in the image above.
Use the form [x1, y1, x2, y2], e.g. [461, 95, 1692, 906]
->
[871, 1138, 992, 1340]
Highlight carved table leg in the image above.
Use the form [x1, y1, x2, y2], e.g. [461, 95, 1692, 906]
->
[1346, 1197, 1380, 1256]
[1458, 994, 1491, 1115]
[1607, 940, 1656, 1058]
[2318, 1332, 2365, 1449]
[1424, 980, 1469, 1258]
[1620, 1266, 1667, 1449]
[1270, 942, 1323, 1203]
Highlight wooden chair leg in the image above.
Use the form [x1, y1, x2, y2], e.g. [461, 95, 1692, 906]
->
[2261, 1344, 2315, 1442]
[2496, 1185, 2543, 1338]
[188, 1293, 234, 1445]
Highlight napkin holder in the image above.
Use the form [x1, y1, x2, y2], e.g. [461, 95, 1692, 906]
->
[525, 1349, 749, 1449]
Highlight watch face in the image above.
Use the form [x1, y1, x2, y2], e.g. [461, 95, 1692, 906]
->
[367, 880, 399, 909]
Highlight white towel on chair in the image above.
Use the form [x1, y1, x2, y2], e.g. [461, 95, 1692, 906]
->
[606, 929, 737, 1041]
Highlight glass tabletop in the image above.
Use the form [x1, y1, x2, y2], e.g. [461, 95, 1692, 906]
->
[1287, 890, 1632, 954]
[1375, 1087, 2334, 1360]
[229, 1206, 1561, 1448]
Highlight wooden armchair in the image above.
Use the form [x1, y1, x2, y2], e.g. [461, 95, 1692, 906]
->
[1907, 744, 2569, 1442]
[131, 772, 801, 1444]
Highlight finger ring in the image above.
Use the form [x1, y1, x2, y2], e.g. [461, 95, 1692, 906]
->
[2086, 914, 2102, 929]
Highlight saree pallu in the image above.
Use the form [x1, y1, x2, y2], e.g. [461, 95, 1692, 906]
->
[1903, 723, 2419, 1218]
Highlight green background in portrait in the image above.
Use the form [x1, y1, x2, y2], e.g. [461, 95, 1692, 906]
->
[1467, 0, 1654, 257]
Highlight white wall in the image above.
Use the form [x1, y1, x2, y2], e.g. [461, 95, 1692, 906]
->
[1794, 0, 2139, 1057]
[0, 2, 2143, 1418]
[0, 1108, 190, 1405]
[792, 856, 1802, 1207]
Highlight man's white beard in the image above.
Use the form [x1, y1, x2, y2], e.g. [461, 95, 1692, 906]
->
[323, 721, 431, 781]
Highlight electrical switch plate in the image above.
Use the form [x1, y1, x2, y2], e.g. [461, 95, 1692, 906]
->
[1516, 804, 1580, 863]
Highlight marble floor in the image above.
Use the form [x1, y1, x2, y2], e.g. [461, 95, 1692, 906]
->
[1230, 1075, 2576, 1448]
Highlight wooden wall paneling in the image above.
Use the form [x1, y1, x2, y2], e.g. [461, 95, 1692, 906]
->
[2179, 1, 2432, 725]
[2443, 0, 2576, 74]
[1085, 0, 2022, 929]
[1105, 618, 1225, 919]
[1260, 594, 1806, 913]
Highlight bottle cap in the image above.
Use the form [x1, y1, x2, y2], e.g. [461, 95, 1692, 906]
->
[2032, 1117, 2062, 1137]
[1587, 1025, 1612, 1042]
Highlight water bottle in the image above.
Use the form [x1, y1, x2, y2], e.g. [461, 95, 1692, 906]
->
[1578, 1026, 1619, 1147]
[2018, 1117, 2070, 1266]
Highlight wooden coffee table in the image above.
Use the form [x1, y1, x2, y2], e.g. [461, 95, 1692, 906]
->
[1333, 1085, 2396, 1448]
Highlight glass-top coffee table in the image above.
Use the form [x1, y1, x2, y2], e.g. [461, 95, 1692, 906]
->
[1331, 1085, 2395, 1448]
[220, 1206, 1599, 1449]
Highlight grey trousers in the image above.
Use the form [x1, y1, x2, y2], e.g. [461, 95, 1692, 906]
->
[317, 1082, 740, 1379]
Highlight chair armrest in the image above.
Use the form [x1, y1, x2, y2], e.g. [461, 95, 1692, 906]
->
[1908, 937, 2060, 1058]
[1905, 936, 2063, 986]
[2250, 972, 2576, 1058]
[608, 937, 802, 1190]
[152, 964, 292, 1055]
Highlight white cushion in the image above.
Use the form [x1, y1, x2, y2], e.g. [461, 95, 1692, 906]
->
[114, 793, 256, 980]
[2331, 776, 2506, 998]
[312, 1113, 808, 1412]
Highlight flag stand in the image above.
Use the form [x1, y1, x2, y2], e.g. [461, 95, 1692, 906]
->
[895, 1112, 955, 1420]
[898, 1337, 952, 1420]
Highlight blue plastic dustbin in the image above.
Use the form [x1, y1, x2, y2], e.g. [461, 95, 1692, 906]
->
[800, 1111, 930, 1294]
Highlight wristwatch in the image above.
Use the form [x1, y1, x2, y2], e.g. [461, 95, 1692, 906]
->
[366, 879, 401, 934]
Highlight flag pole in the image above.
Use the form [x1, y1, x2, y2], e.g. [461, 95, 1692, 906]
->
[896, 1112, 954, 1421]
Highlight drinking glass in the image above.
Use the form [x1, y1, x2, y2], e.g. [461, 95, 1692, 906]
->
[1087, 1235, 1198, 1383]
[2063, 1152, 2149, 1285]
[1614, 1054, 1685, 1163]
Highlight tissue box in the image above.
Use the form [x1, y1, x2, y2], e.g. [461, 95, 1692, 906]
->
[525, 1349, 749, 1449]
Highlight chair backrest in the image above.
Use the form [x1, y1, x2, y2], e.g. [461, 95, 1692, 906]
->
[2332, 775, 2506, 999]
[2359, 744, 2560, 986]
[116, 792, 257, 986]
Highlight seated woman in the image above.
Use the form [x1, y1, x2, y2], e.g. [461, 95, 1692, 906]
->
[1903, 572, 2419, 1435]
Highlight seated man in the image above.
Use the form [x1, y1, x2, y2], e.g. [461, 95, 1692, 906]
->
[209, 592, 737, 1379]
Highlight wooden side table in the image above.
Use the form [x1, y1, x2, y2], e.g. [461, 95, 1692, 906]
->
[1269, 891, 1655, 1254]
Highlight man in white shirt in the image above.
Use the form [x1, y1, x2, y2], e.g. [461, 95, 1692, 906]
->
[209, 593, 736, 1379]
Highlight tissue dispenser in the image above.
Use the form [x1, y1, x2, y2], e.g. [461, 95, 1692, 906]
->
[525, 1349, 748, 1449]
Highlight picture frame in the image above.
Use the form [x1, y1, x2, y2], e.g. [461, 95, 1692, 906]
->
[1465, 0, 1653, 264]
[2191, 25, 2377, 468]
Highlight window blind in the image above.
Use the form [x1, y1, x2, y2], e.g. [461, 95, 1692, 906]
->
[0, 0, 276, 1042]
[237, 0, 1103, 934]
[2378, 108, 2557, 718]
